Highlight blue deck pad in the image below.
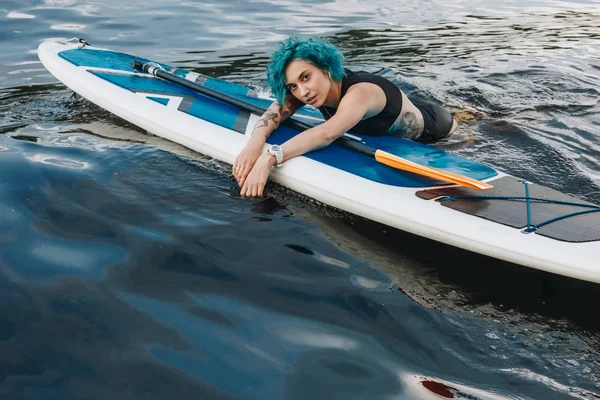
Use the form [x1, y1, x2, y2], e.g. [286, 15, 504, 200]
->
[61, 49, 498, 188]
[59, 48, 327, 121]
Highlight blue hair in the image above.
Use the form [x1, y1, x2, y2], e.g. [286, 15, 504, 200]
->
[266, 37, 345, 104]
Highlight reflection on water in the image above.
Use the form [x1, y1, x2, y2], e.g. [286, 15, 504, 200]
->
[1, 0, 600, 398]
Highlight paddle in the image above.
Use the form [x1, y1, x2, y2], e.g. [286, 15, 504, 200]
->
[131, 61, 493, 190]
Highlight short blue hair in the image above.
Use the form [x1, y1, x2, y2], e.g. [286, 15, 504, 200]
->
[266, 37, 345, 104]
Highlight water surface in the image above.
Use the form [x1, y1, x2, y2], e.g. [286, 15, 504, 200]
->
[1, 1, 599, 399]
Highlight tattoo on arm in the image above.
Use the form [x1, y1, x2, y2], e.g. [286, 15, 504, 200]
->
[394, 111, 424, 139]
[251, 111, 280, 136]
[251, 99, 297, 137]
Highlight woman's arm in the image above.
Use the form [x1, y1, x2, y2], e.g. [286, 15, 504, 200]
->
[233, 94, 302, 186]
[280, 83, 384, 161]
[239, 83, 385, 197]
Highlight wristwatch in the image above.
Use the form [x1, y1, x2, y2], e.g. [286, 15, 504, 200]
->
[267, 144, 284, 167]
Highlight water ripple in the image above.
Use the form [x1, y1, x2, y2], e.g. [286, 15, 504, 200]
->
[1, 1, 600, 399]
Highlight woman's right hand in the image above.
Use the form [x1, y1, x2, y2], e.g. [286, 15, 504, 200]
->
[233, 139, 264, 187]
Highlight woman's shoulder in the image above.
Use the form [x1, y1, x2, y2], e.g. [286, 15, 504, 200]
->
[343, 69, 396, 88]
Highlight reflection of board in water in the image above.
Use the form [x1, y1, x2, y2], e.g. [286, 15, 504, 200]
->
[295, 204, 600, 333]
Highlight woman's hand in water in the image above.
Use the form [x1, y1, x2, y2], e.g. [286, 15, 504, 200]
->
[233, 139, 264, 187]
[239, 153, 276, 197]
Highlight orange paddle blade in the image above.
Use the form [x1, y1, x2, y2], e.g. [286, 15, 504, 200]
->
[374, 149, 494, 190]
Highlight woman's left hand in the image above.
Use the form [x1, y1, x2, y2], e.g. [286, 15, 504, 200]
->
[239, 153, 277, 197]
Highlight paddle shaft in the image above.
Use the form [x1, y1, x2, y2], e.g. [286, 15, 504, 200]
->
[131, 61, 493, 190]
[131, 61, 375, 157]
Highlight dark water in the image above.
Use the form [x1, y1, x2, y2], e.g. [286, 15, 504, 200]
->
[1, 1, 600, 399]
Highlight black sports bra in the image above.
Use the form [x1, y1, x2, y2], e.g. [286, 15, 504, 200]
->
[318, 69, 402, 136]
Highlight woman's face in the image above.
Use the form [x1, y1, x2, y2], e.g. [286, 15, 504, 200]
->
[284, 59, 332, 108]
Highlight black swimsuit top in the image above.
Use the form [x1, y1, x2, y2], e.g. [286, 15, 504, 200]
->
[318, 69, 402, 136]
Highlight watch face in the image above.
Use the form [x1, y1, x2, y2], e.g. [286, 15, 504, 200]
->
[271, 145, 281, 152]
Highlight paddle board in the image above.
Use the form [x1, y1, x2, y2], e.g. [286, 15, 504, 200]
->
[37, 38, 600, 284]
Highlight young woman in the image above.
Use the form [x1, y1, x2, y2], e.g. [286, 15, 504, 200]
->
[233, 37, 457, 197]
